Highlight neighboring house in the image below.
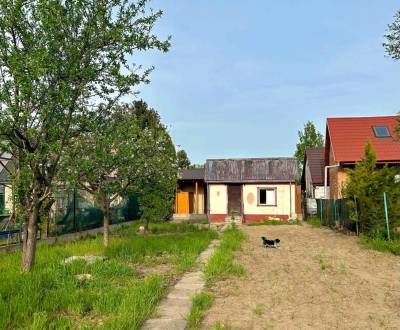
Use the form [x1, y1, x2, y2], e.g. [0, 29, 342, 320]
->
[205, 158, 299, 222]
[0, 154, 13, 213]
[174, 168, 207, 220]
[301, 147, 327, 199]
[325, 116, 400, 199]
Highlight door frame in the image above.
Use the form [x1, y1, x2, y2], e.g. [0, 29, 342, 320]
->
[227, 183, 243, 216]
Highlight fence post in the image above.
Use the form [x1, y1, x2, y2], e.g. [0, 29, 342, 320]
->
[319, 199, 323, 225]
[354, 196, 359, 236]
[333, 197, 337, 228]
[383, 192, 390, 240]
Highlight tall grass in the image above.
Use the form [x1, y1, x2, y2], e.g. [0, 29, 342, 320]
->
[247, 219, 301, 226]
[307, 217, 322, 228]
[360, 236, 400, 256]
[204, 225, 246, 283]
[187, 292, 214, 329]
[0, 223, 217, 329]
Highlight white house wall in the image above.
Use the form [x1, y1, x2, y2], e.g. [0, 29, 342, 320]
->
[242, 183, 295, 220]
[208, 184, 227, 215]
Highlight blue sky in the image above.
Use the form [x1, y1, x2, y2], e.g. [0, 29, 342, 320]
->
[132, 1, 400, 164]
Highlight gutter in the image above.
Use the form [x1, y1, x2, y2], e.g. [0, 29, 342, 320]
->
[324, 165, 340, 199]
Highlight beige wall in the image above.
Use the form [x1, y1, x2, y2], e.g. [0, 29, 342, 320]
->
[209, 184, 227, 214]
[328, 147, 348, 198]
[304, 159, 313, 197]
[4, 186, 12, 211]
[242, 183, 296, 218]
[314, 186, 327, 199]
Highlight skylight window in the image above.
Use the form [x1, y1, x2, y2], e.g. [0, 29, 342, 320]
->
[372, 126, 391, 138]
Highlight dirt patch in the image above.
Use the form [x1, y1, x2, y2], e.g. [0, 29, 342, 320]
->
[202, 224, 400, 330]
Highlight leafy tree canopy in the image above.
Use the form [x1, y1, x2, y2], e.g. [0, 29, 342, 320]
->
[0, 0, 170, 271]
[294, 120, 324, 170]
[177, 149, 191, 170]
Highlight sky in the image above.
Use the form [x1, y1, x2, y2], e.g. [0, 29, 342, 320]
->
[131, 1, 400, 164]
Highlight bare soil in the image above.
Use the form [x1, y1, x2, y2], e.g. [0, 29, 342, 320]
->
[202, 224, 400, 330]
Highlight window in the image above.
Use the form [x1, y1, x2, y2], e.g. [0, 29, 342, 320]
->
[258, 188, 276, 206]
[372, 126, 391, 138]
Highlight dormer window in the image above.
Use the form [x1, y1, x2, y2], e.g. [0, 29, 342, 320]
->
[372, 126, 391, 138]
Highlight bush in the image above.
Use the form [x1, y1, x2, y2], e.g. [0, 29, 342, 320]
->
[344, 142, 400, 239]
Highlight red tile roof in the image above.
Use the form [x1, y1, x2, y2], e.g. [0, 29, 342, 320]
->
[305, 147, 325, 185]
[326, 116, 400, 164]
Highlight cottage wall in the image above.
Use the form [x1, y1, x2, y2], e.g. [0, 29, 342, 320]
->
[242, 183, 295, 221]
[208, 184, 227, 221]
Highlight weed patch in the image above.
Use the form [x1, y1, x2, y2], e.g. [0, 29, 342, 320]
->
[307, 217, 322, 228]
[360, 236, 400, 256]
[0, 224, 217, 329]
[247, 219, 301, 226]
[187, 292, 214, 329]
[204, 225, 246, 283]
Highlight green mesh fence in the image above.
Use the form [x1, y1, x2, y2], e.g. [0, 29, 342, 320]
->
[50, 190, 140, 236]
[316, 198, 357, 232]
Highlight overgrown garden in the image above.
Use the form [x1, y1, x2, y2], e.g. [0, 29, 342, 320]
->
[0, 223, 217, 329]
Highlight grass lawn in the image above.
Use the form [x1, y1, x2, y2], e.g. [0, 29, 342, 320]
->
[306, 217, 322, 228]
[0, 223, 217, 329]
[246, 219, 302, 226]
[360, 236, 400, 256]
[204, 225, 246, 283]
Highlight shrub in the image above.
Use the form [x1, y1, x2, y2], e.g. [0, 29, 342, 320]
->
[344, 142, 400, 239]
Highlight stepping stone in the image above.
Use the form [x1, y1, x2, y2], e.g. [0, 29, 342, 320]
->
[63, 255, 107, 264]
[141, 239, 220, 330]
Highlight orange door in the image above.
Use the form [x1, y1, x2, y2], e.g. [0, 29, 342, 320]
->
[176, 192, 190, 214]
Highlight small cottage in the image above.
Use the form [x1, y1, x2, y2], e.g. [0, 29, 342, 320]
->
[174, 168, 207, 220]
[205, 158, 299, 222]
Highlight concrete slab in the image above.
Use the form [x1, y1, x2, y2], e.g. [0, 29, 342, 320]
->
[141, 239, 220, 330]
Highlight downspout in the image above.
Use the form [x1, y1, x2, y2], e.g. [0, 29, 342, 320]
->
[207, 183, 210, 230]
[324, 165, 340, 199]
[289, 181, 292, 220]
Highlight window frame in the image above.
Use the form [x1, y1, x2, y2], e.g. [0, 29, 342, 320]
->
[257, 187, 277, 206]
[372, 125, 391, 138]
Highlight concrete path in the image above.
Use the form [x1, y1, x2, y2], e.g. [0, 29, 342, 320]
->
[141, 239, 220, 330]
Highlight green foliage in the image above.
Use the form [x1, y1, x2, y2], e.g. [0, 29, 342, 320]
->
[307, 217, 322, 228]
[247, 219, 299, 226]
[294, 120, 324, 174]
[344, 142, 400, 239]
[187, 292, 214, 329]
[177, 149, 191, 169]
[0, 0, 170, 269]
[0, 224, 216, 329]
[205, 225, 246, 282]
[360, 236, 400, 256]
[384, 9, 400, 61]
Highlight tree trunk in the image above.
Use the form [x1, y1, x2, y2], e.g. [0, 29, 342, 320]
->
[102, 198, 110, 247]
[143, 218, 149, 234]
[21, 205, 39, 272]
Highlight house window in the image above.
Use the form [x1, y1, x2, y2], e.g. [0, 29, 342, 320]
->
[258, 188, 277, 206]
[372, 126, 391, 138]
